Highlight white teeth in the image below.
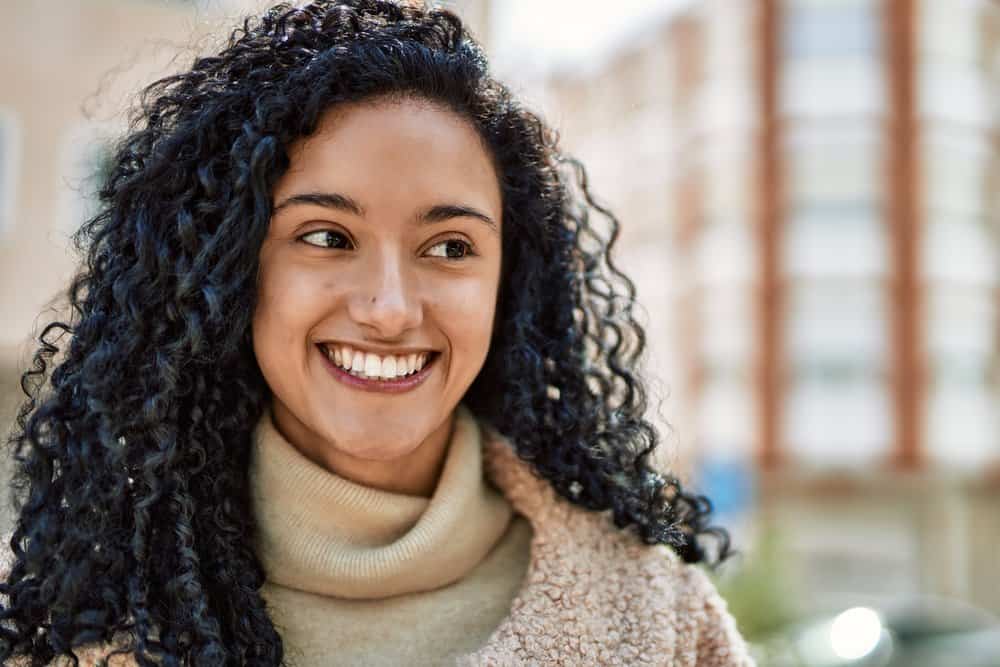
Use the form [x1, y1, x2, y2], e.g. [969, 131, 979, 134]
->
[364, 353, 380, 377]
[381, 355, 397, 380]
[324, 344, 432, 379]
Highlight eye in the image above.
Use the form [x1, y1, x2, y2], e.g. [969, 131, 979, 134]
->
[300, 229, 353, 249]
[426, 238, 474, 259]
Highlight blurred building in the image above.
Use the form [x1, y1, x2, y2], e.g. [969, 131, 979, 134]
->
[534, 0, 1000, 617]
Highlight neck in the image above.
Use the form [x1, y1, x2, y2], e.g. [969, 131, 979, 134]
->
[270, 404, 456, 497]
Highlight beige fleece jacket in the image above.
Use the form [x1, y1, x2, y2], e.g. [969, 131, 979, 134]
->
[0, 405, 756, 666]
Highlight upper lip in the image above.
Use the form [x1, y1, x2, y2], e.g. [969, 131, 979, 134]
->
[317, 341, 438, 356]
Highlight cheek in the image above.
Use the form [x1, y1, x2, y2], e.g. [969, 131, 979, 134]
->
[435, 273, 499, 358]
[252, 258, 323, 378]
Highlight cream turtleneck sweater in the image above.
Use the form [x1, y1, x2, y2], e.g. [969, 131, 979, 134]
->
[248, 403, 534, 666]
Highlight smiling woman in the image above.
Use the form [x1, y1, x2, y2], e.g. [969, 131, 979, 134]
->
[0, 1, 753, 666]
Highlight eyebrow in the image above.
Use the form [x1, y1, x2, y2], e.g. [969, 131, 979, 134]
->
[272, 191, 498, 231]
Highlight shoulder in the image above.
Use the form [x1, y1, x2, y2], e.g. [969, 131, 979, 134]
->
[478, 431, 756, 665]
[521, 509, 755, 665]
[664, 555, 758, 666]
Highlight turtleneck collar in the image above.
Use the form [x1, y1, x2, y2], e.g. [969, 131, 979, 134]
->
[248, 403, 514, 600]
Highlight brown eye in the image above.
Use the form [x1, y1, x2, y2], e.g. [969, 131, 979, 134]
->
[300, 230, 353, 249]
[426, 238, 473, 259]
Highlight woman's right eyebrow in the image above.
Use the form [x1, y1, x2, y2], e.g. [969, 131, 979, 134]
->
[273, 191, 366, 217]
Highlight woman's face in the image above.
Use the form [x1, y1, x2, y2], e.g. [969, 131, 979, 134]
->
[252, 97, 503, 469]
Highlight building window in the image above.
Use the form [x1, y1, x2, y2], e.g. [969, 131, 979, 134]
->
[785, 368, 892, 468]
[922, 125, 992, 219]
[783, 5, 881, 61]
[786, 279, 888, 371]
[919, 64, 992, 128]
[0, 109, 20, 238]
[783, 277, 891, 467]
[919, 0, 987, 68]
[784, 122, 884, 206]
[783, 203, 889, 280]
[923, 285, 999, 470]
[780, 4, 884, 120]
[922, 215, 996, 286]
[782, 59, 886, 119]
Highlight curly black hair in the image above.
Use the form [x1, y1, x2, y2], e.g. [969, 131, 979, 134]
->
[0, 1, 734, 664]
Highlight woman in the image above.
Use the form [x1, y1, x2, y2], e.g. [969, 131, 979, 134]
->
[0, 1, 754, 665]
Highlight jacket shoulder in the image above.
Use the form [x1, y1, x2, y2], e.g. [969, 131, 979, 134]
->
[586, 516, 757, 665]
[667, 556, 758, 666]
[477, 428, 755, 664]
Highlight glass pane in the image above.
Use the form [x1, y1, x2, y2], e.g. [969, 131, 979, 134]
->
[785, 122, 884, 205]
[783, 5, 881, 60]
[783, 203, 888, 279]
[919, 63, 992, 128]
[782, 58, 886, 118]
[925, 286, 997, 376]
[0, 110, 16, 237]
[922, 125, 992, 218]
[919, 0, 985, 67]
[922, 215, 997, 286]
[786, 279, 888, 369]
[785, 374, 892, 467]
[925, 384, 999, 470]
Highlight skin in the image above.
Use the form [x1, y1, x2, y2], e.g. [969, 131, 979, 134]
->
[252, 96, 504, 497]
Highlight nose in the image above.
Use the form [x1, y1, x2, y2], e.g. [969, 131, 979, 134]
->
[348, 250, 423, 339]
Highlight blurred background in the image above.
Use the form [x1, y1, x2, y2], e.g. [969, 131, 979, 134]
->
[2, 0, 999, 664]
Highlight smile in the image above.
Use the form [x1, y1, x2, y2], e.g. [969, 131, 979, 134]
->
[316, 344, 439, 394]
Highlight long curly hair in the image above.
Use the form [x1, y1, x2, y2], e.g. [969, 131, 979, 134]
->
[0, 1, 735, 664]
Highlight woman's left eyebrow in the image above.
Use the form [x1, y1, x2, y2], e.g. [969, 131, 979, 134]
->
[417, 204, 497, 232]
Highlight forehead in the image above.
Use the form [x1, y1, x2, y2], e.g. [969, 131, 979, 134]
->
[273, 97, 502, 216]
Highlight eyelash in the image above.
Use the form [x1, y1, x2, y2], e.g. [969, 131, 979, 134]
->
[298, 230, 476, 259]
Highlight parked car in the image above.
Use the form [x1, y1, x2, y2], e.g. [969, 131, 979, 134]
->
[751, 593, 1000, 667]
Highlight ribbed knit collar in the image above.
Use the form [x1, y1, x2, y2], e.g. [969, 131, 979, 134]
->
[248, 403, 514, 600]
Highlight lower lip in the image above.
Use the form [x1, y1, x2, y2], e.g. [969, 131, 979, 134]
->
[317, 346, 438, 394]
